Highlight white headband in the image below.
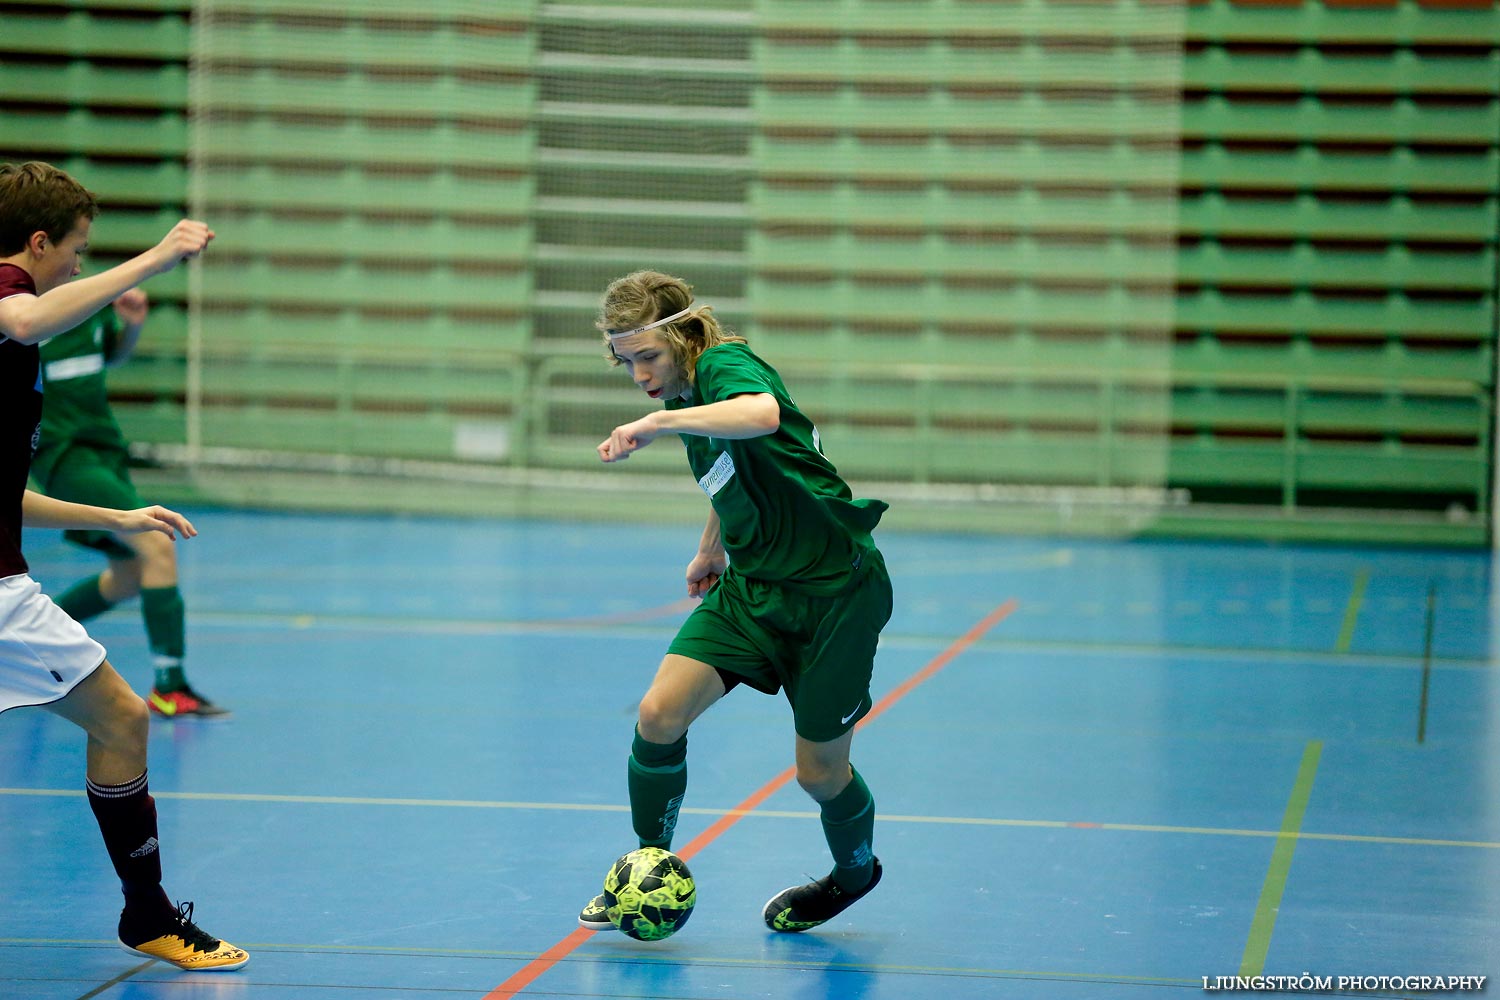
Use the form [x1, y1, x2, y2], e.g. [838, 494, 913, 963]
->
[607, 305, 694, 339]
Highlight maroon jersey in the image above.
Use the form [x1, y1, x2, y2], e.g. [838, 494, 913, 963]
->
[0, 263, 41, 577]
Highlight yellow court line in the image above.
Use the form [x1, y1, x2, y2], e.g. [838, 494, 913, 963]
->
[1336, 569, 1370, 653]
[1240, 741, 1322, 978]
[4, 785, 1496, 850]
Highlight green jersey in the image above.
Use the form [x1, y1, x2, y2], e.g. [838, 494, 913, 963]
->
[666, 342, 887, 595]
[34, 310, 128, 479]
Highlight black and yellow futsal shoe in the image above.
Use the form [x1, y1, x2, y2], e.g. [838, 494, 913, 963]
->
[763, 858, 883, 932]
[578, 893, 614, 932]
[119, 900, 249, 971]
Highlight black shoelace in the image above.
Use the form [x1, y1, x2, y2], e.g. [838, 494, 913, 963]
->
[167, 901, 222, 952]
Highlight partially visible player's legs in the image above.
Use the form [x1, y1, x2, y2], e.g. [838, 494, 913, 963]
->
[91, 535, 225, 717]
[111, 532, 224, 717]
[764, 552, 890, 933]
[631, 654, 726, 847]
[42, 446, 225, 717]
[579, 654, 727, 931]
[763, 731, 883, 932]
[47, 662, 163, 908]
[45, 662, 248, 970]
[53, 571, 114, 622]
[797, 731, 877, 892]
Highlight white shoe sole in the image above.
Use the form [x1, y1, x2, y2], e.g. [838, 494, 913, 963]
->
[578, 894, 614, 932]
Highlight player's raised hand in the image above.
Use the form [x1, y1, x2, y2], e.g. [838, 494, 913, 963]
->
[597, 428, 636, 462]
[597, 414, 661, 463]
[113, 505, 198, 541]
[112, 287, 148, 326]
[148, 220, 215, 273]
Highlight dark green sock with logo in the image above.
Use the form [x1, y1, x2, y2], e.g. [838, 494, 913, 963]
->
[141, 587, 187, 691]
[627, 727, 688, 850]
[821, 766, 875, 892]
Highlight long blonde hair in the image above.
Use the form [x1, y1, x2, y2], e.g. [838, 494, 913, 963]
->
[597, 270, 745, 383]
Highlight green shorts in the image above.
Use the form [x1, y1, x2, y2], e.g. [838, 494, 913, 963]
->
[37, 444, 142, 560]
[668, 547, 893, 743]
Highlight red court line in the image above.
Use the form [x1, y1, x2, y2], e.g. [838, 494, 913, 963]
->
[482, 597, 1018, 1000]
[856, 599, 1017, 732]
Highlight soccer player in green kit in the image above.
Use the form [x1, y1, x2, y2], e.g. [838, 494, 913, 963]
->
[577, 270, 894, 933]
[33, 289, 227, 717]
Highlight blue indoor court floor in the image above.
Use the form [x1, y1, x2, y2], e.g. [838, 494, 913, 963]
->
[1, 509, 1496, 999]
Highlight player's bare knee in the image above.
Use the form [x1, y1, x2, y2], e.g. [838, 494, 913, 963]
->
[101, 560, 143, 601]
[795, 761, 846, 801]
[105, 689, 149, 750]
[636, 693, 689, 744]
[132, 530, 177, 571]
[81, 686, 148, 756]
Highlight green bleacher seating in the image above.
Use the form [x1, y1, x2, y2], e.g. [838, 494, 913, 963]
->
[3, 0, 1493, 542]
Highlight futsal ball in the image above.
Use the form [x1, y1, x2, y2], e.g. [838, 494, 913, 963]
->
[602, 847, 696, 941]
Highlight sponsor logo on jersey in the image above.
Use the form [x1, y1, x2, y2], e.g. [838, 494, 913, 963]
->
[44, 353, 105, 381]
[698, 450, 736, 498]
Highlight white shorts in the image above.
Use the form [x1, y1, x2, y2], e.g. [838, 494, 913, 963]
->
[0, 573, 107, 715]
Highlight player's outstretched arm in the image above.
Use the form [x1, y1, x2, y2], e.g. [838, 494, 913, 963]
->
[22, 490, 197, 541]
[658, 392, 779, 442]
[598, 392, 779, 463]
[0, 220, 211, 345]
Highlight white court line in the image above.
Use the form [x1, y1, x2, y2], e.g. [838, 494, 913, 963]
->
[3, 788, 1495, 850]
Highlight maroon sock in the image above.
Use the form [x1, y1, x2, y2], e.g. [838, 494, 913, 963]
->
[86, 772, 171, 918]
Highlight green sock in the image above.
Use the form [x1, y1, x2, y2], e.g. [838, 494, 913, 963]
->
[821, 766, 876, 892]
[627, 727, 688, 849]
[140, 587, 187, 691]
[53, 574, 114, 623]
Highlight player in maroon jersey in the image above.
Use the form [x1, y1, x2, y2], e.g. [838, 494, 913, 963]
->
[0, 161, 246, 971]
